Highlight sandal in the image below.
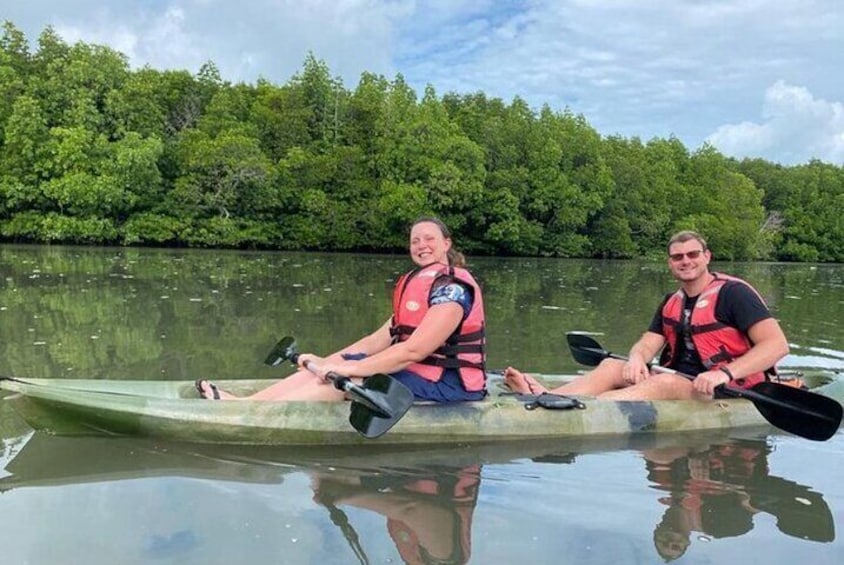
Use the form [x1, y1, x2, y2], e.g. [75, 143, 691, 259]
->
[195, 379, 221, 400]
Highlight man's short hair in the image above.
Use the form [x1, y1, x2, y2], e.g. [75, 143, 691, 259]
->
[667, 231, 708, 253]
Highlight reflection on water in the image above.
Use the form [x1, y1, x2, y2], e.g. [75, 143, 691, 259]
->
[644, 438, 834, 561]
[1, 425, 839, 564]
[310, 464, 479, 565]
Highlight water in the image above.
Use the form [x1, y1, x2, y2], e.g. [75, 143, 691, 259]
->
[1, 245, 843, 563]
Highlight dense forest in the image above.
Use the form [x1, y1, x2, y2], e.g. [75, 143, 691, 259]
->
[1, 22, 843, 261]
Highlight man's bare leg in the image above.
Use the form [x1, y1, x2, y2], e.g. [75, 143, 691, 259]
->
[598, 373, 697, 401]
[505, 358, 629, 396]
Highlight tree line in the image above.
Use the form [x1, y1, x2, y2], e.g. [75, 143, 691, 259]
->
[1, 21, 843, 261]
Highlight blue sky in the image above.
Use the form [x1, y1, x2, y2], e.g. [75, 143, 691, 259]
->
[3, 0, 843, 165]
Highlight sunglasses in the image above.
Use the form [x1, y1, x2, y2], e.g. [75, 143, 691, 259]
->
[669, 249, 705, 262]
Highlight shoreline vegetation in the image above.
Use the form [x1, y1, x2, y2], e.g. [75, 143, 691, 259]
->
[1, 21, 843, 262]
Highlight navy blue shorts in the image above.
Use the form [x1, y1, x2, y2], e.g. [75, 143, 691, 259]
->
[342, 353, 486, 402]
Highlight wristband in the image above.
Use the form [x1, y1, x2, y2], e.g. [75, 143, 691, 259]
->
[719, 367, 735, 381]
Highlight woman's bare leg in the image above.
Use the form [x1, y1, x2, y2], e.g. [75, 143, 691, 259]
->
[198, 368, 348, 401]
[246, 369, 347, 401]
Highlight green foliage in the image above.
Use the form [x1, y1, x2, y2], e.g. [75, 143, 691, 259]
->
[778, 240, 820, 262]
[0, 64, 25, 144]
[1, 21, 30, 75]
[2, 95, 50, 185]
[589, 200, 637, 258]
[369, 181, 428, 250]
[288, 52, 346, 148]
[1, 21, 843, 260]
[102, 132, 165, 213]
[2, 211, 117, 243]
[41, 172, 126, 216]
[251, 80, 311, 161]
[169, 129, 274, 220]
[180, 216, 256, 247]
[120, 213, 181, 245]
[105, 67, 170, 138]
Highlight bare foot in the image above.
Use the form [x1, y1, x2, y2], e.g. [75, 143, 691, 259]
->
[503, 367, 548, 394]
[195, 379, 236, 400]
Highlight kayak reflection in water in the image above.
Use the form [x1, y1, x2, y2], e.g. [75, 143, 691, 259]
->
[309, 464, 481, 565]
[645, 438, 834, 562]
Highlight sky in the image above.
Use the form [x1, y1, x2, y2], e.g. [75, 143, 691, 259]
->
[2, 0, 843, 166]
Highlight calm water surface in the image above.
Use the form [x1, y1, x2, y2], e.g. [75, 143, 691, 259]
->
[1, 245, 843, 564]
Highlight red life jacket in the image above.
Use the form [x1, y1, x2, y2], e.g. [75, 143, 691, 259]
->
[390, 263, 486, 392]
[661, 273, 770, 389]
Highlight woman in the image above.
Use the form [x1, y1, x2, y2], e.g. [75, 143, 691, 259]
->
[196, 216, 487, 402]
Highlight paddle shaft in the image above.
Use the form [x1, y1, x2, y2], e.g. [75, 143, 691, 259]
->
[326, 503, 370, 565]
[294, 356, 395, 418]
[645, 361, 840, 423]
[599, 348, 835, 422]
[265, 336, 415, 439]
[598, 349, 746, 393]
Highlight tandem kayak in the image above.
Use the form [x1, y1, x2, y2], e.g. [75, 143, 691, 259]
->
[1, 375, 842, 445]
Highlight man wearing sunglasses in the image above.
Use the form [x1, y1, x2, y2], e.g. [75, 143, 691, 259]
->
[505, 230, 789, 400]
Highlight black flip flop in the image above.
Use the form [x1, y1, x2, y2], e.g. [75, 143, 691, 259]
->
[194, 379, 220, 400]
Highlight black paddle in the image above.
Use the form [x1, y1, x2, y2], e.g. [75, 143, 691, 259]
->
[264, 336, 414, 439]
[566, 332, 843, 442]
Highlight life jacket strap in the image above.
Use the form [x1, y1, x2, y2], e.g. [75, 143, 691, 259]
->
[418, 355, 485, 370]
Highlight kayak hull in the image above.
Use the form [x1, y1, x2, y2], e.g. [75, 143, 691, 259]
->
[2, 376, 842, 445]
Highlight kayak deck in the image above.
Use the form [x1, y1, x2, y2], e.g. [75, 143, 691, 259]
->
[2, 375, 841, 445]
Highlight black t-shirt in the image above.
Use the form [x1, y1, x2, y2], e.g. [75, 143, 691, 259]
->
[647, 281, 772, 375]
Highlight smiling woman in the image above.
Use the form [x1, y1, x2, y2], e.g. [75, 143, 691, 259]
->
[196, 216, 489, 405]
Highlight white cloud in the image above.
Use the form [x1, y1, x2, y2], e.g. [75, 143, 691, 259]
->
[707, 81, 844, 164]
[54, 7, 204, 73]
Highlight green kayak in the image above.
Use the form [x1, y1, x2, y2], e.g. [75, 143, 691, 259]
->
[1, 375, 842, 445]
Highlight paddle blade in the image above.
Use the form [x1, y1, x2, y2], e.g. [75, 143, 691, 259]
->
[566, 333, 611, 367]
[264, 336, 297, 366]
[744, 381, 842, 441]
[752, 475, 836, 542]
[348, 375, 415, 439]
[333, 375, 394, 418]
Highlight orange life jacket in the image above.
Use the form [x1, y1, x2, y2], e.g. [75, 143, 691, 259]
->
[390, 264, 486, 392]
[661, 273, 770, 389]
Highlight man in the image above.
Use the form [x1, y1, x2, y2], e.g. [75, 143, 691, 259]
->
[504, 231, 789, 400]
